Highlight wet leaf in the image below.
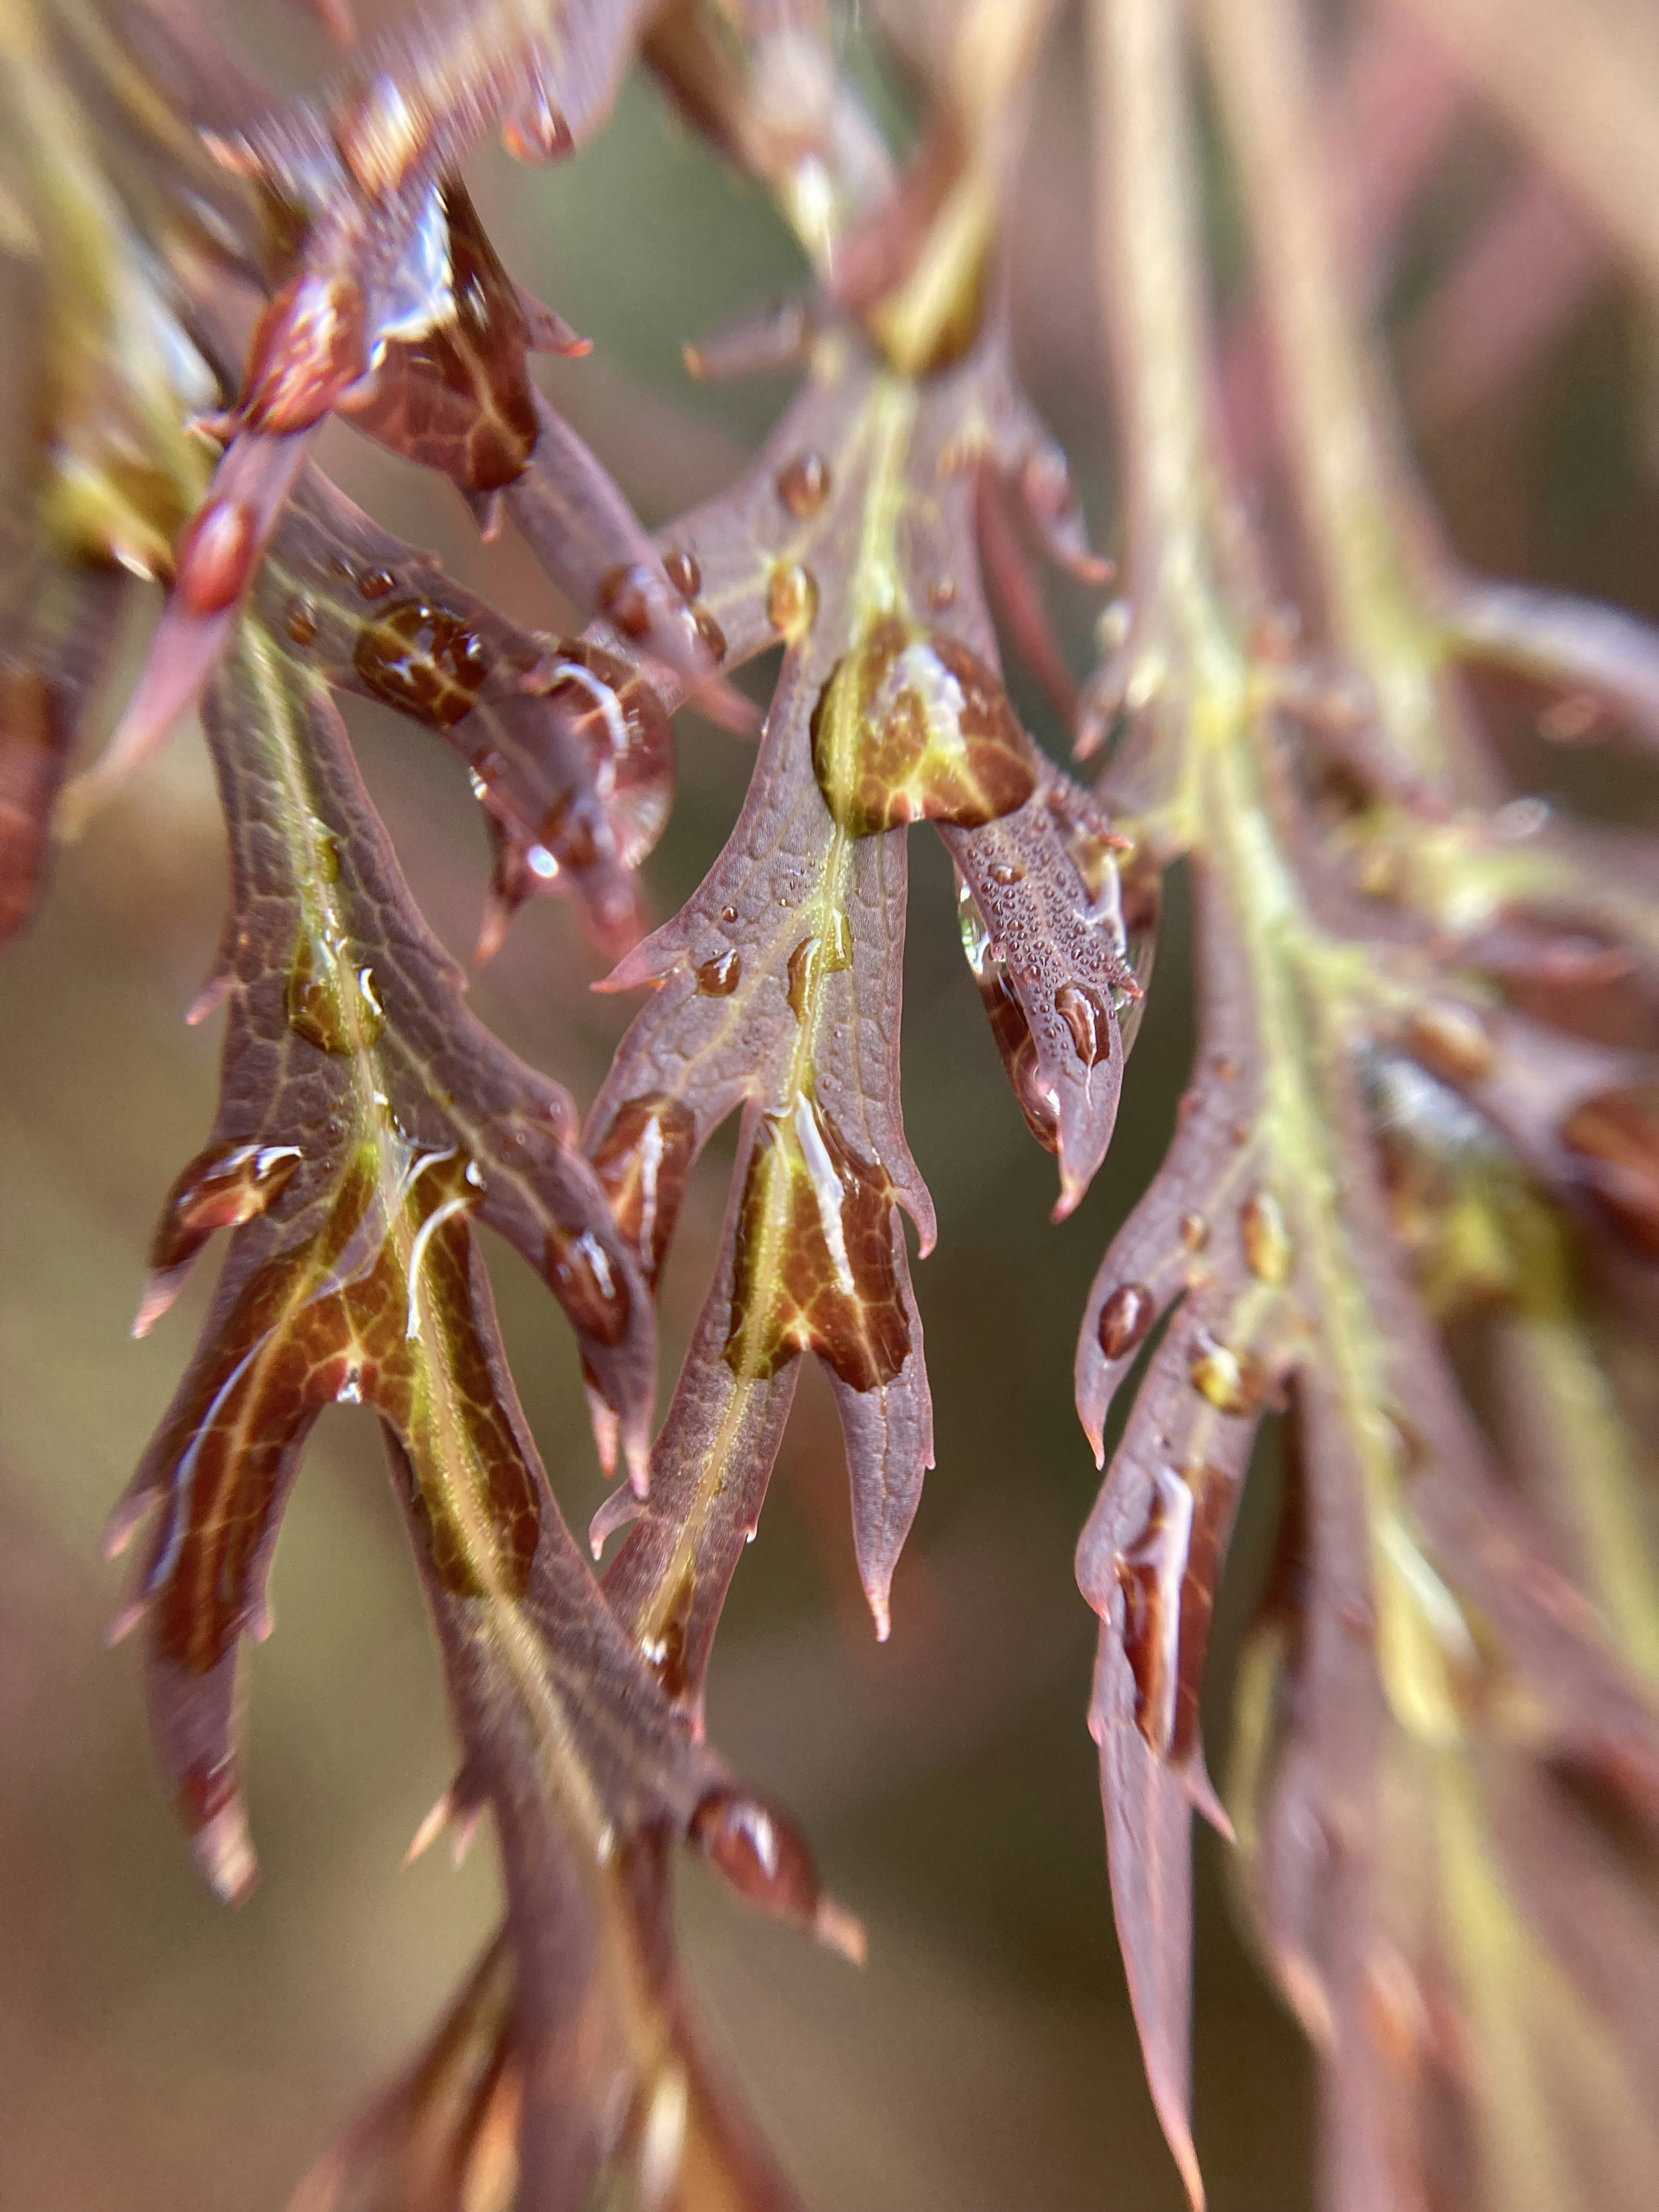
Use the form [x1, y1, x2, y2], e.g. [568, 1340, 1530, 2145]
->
[254, 465, 675, 951]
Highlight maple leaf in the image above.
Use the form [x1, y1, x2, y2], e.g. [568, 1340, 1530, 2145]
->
[1077, 1, 1659, 2204]
[108, 609, 855, 2210]
[92, 0, 729, 787]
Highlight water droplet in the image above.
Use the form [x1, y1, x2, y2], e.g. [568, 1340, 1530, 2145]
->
[144, 1140, 302, 1287]
[641, 1563, 695, 1698]
[588, 1094, 697, 1285]
[285, 926, 385, 1053]
[1240, 1187, 1292, 1283]
[784, 917, 851, 1021]
[537, 643, 675, 871]
[1188, 1331, 1263, 1414]
[353, 601, 490, 729]
[176, 499, 257, 617]
[989, 861, 1024, 886]
[315, 830, 340, 883]
[720, 903, 739, 924]
[692, 1785, 819, 1921]
[958, 874, 1055, 1151]
[597, 563, 654, 638]
[503, 82, 574, 162]
[358, 566, 395, 601]
[693, 606, 726, 662]
[1055, 982, 1112, 1067]
[652, 543, 697, 600]
[786, 936, 819, 1021]
[1179, 1211, 1209, 1252]
[1113, 1461, 1235, 1759]
[766, 559, 818, 635]
[545, 1223, 632, 1348]
[928, 578, 957, 610]
[811, 617, 1036, 836]
[1098, 1283, 1156, 1360]
[1404, 1005, 1493, 1084]
[724, 1094, 910, 1390]
[775, 451, 830, 517]
[695, 949, 741, 996]
[285, 595, 318, 646]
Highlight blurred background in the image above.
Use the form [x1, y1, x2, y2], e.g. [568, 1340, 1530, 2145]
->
[5, 6, 1659, 2207]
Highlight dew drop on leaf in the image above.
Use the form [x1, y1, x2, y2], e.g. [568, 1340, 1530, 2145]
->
[641, 1563, 695, 1700]
[353, 603, 491, 729]
[544, 1224, 632, 1349]
[661, 546, 700, 598]
[810, 617, 1036, 835]
[775, 451, 830, 518]
[1055, 982, 1113, 1066]
[695, 949, 741, 996]
[1188, 1332, 1263, 1415]
[588, 1093, 698, 1285]
[597, 563, 655, 639]
[1099, 1282, 1156, 1360]
[724, 1095, 910, 1390]
[1239, 1186, 1292, 1283]
[286, 927, 384, 1053]
[766, 559, 818, 636]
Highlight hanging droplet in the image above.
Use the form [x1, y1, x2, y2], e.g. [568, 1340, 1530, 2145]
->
[811, 616, 1036, 835]
[695, 949, 741, 996]
[693, 606, 726, 662]
[285, 595, 318, 646]
[1098, 1283, 1156, 1360]
[766, 559, 818, 636]
[775, 451, 830, 517]
[1239, 1187, 1292, 1283]
[503, 82, 575, 163]
[691, 1784, 820, 1923]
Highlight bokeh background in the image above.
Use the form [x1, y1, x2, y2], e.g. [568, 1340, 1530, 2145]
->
[6, 7, 1659, 2208]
